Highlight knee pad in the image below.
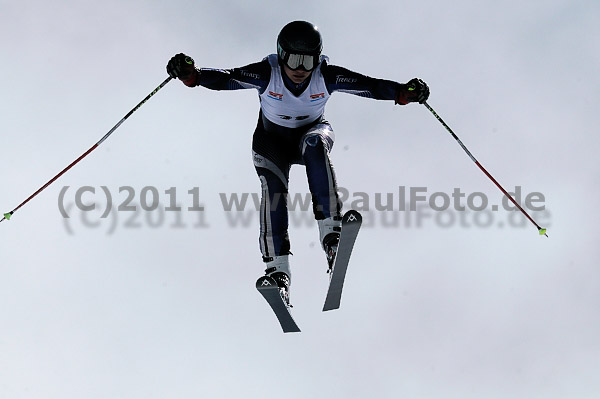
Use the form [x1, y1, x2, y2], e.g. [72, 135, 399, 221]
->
[301, 134, 329, 158]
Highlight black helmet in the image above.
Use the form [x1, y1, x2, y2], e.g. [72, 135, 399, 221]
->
[277, 21, 322, 71]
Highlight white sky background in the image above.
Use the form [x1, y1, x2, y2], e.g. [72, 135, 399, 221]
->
[1, 0, 599, 398]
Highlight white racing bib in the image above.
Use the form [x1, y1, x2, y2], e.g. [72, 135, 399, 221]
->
[259, 54, 331, 128]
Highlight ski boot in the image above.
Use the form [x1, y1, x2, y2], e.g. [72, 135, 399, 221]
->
[264, 254, 292, 307]
[318, 216, 342, 272]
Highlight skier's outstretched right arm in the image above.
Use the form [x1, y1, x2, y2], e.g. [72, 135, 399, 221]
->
[167, 53, 270, 93]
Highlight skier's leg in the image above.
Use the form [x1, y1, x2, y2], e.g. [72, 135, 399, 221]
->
[300, 123, 343, 268]
[253, 151, 291, 261]
[253, 151, 293, 304]
[300, 123, 342, 220]
[252, 116, 298, 304]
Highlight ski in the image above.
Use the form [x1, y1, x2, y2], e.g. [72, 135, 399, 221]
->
[256, 276, 301, 333]
[323, 210, 362, 311]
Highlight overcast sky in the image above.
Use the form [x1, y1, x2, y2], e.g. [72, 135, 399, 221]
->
[1, 1, 599, 398]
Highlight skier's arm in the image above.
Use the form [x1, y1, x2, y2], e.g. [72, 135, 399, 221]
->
[167, 53, 270, 93]
[194, 61, 270, 92]
[321, 62, 429, 104]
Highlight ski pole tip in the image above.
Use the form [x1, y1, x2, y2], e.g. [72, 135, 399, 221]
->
[3, 212, 11, 221]
[538, 227, 548, 237]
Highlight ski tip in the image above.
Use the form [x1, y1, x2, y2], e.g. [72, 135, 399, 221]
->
[343, 210, 362, 223]
[256, 275, 276, 289]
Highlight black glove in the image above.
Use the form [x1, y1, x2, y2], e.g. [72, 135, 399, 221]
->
[395, 78, 430, 105]
[167, 53, 196, 82]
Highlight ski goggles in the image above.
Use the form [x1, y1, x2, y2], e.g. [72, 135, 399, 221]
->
[278, 47, 319, 71]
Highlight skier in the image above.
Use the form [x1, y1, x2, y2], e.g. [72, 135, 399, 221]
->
[167, 21, 429, 306]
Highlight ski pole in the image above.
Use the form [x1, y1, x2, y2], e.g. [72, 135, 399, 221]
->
[423, 101, 548, 237]
[1, 76, 173, 223]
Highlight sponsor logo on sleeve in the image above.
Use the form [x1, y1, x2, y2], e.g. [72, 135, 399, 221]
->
[241, 70, 261, 80]
[335, 75, 358, 85]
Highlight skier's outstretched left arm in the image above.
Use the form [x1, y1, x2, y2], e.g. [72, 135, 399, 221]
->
[321, 62, 430, 105]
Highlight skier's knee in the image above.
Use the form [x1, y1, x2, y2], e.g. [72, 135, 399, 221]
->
[305, 134, 324, 147]
[302, 134, 327, 158]
[253, 151, 289, 188]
